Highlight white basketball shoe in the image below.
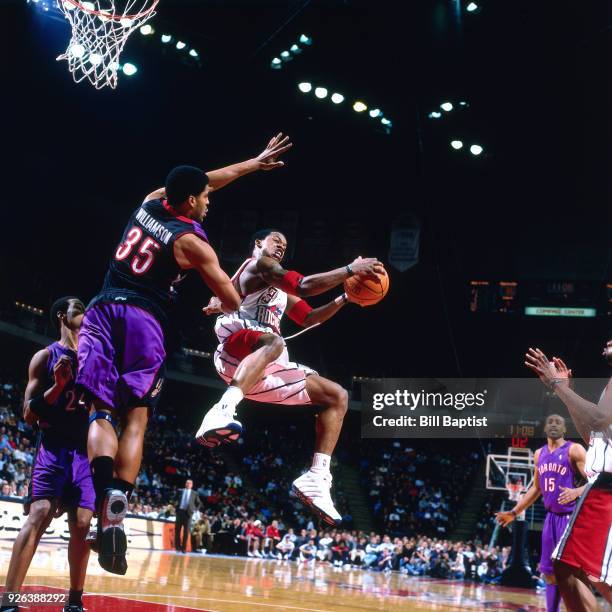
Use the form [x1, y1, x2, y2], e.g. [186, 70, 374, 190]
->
[291, 470, 342, 526]
[195, 400, 243, 447]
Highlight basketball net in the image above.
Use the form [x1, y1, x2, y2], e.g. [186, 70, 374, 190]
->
[506, 483, 526, 521]
[56, 0, 158, 89]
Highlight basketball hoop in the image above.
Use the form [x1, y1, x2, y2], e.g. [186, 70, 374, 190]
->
[56, 0, 159, 89]
[505, 482, 523, 503]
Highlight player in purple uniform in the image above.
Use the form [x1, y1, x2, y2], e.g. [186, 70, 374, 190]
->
[496, 414, 587, 612]
[75, 134, 292, 574]
[1, 297, 94, 612]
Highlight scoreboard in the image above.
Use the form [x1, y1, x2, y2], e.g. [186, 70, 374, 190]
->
[470, 279, 606, 316]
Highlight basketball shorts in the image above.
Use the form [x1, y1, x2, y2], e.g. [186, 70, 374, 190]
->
[552, 473, 612, 585]
[31, 441, 95, 512]
[540, 512, 571, 575]
[214, 328, 316, 405]
[76, 303, 166, 411]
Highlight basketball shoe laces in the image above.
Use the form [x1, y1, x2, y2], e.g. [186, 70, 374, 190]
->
[292, 471, 342, 524]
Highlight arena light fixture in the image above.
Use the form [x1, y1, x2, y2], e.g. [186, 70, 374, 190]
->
[189, 49, 199, 58]
[440, 102, 453, 112]
[451, 140, 464, 150]
[122, 62, 138, 76]
[466, 2, 478, 11]
[176, 41, 186, 50]
[271, 57, 282, 69]
[140, 24, 154, 35]
[381, 117, 392, 126]
[271, 34, 312, 69]
[353, 101, 367, 112]
[314, 86, 328, 99]
[369, 108, 382, 118]
[331, 93, 344, 104]
[161, 34, 172, 43]
[470, 144, 483, 155]
[428, 111, 442, 119]
[298, 82, 312, 93]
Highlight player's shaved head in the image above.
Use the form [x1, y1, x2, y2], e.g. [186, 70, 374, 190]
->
[544, 413, 566, 440]
[165, 165, 209, 208]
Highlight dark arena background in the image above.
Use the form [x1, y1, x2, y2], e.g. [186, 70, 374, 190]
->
[0, 1, 611, 610]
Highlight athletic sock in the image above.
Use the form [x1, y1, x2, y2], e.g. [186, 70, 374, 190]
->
[90, 456, 115, 512]
[68, 589, 83, 606]
[221, 385, 244, 409]
[113, 478, 135, 503]
[310, 452, 331, 475]
[545, 583, 561, 612]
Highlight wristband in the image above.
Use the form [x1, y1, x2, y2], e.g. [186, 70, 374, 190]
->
[510, 510, 517, 518]
[278, 270, 304, 296]
[550, 378, 565, 390]
[334, 293, 348, 306]
[286, 299, 313, 326]
[345, 264, 354, 277]
[28, 395, 56, 421]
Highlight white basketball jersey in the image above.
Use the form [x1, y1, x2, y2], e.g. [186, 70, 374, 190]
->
[215, 258, 288, 337]
[585, 386, 612, 477]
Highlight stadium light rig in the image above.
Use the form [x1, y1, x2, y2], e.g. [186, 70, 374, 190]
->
[297, 82, 393, 134]
[14, 301, 44, 316]
[144, 29, 202, 68]
[270, 33, 313, 70]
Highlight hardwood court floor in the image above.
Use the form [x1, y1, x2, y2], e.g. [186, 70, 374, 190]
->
[1, 542, 608, 611]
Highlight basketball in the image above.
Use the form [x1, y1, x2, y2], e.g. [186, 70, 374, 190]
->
[344, 268, 389, 306]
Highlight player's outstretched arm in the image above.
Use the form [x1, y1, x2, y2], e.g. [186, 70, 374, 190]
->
[285, 293, 351, 328]
[23, 349, 70, 425]
[174, 234, 241, 312]
[257, 255, 385, 298]
[206, 133, 292, 191]
[525, 348, 603, 443]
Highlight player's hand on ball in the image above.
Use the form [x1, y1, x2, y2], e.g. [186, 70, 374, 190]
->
[255, 132, 293, 171]
[203, 297, 223, 316]
[494, 511, 515, 527]
[558, 486, 579, 505]
[350, 256, 385, 280]
[53, 356, 73, 389]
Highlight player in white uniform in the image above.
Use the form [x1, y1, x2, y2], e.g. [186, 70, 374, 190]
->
[525, 342, 612, 610]
[196, 229, 383, 525]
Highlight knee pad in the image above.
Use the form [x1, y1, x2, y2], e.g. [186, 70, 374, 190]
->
[88, 411, 118, 429]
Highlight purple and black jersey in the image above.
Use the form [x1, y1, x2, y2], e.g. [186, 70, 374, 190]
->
[30, 343, 94, 509]
[537, 441, 579, 576]
[537, 441, 577, 514]
[90, 198, 208, 325]
[40, 342, 88, 450]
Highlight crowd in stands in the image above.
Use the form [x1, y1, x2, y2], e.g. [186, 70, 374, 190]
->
[359, 439, 481, 538]
[183, 515, 512, 584]
[0, 371, 517, 584]
[0, 378, 34, 500]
